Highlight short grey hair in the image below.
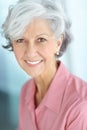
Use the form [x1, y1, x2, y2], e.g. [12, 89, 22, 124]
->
[1, 0, 72, 57]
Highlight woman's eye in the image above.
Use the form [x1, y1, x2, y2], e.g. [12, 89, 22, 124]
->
[37, 38, 47, 43]
[15, 39, 25, 43]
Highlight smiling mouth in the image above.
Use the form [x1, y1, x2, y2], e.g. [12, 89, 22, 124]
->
[26, 60, 43, 65]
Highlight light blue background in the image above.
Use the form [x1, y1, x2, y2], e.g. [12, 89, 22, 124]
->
[0, 0, 87, 130]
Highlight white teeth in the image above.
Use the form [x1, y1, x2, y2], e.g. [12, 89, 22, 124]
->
[27, 60, 42, 65]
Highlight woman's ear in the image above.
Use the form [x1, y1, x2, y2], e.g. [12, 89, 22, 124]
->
[57, 34, 64, 49]
[56, 35, 64, 56]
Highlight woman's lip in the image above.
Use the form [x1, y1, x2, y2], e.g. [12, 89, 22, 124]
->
[25, 60, 43, 66]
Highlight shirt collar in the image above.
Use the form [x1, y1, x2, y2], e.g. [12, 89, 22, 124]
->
[44, 61, 70, 114]
[25, 79, 36, 105]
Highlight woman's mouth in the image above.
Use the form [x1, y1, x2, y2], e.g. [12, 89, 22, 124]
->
[25, 60, 43, 66]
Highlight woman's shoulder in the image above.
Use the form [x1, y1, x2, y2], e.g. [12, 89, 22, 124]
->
[60, 62, 87, 102]
[68, 73, 87, 99]
[63, 73, 87, 116]
[63, 71, 87, 111]
[63, 74, 87, 127]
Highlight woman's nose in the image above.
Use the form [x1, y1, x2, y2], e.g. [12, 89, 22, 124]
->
[25, 43, 37, 58]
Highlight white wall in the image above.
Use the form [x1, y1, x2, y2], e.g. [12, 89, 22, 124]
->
[61, 0, 87, 81]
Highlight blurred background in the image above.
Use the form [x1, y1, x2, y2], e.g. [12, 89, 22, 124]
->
[0, 0, 87, 130]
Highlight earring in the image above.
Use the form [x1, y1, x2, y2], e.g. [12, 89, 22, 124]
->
[56, 51, 59, 56]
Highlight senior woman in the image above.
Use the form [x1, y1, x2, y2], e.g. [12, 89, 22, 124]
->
[2, 0, 87, 130]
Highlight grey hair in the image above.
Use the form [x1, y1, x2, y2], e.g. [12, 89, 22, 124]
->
[1, 0, 72, 57]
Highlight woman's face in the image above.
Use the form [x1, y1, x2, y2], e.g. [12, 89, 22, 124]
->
[12, 18, 62, 78]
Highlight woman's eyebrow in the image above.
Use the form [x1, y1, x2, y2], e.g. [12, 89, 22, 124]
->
[36, 33, 50, 37]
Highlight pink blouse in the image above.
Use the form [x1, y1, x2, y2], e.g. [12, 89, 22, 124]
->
[18, 62, 87, 130]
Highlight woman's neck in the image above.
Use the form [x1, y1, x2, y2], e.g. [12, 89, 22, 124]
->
[34, 61, 58, 107]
